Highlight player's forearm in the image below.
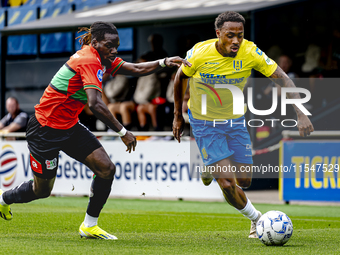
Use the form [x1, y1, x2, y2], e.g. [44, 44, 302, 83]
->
[127, 61, 163, 77]
[118, 57, 190, 77]
[269, 66, 305, 117]
[173, 73, 184, 116]
[282, 79, 306, 117]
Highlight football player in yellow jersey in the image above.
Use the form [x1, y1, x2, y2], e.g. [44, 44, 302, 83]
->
[173, 11, 314, 238]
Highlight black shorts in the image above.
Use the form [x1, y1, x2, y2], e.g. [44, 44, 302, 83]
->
[26, 114, 102, 179]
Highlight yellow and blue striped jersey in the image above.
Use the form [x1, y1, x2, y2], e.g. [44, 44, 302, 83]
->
[182, 38, 277, 121]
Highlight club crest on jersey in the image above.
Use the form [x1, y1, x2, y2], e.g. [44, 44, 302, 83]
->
[45, 158, 57, 170]
[97, 69, 103, 82]
[233, 60, 243, 71]
[256, 47, 263, 56]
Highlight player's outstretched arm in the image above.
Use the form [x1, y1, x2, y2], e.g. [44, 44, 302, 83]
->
[269, 66, 314, 137]
[116, 57, 191, 77]
[172, 68, 189, 143]
[86, 88, 137, 153]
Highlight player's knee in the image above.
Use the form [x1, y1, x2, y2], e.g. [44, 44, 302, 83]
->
[99, 163, 116, 180]
[237, 178, 252, 188]
[218, 178, 236, 193]
[108, 163, 116, 179]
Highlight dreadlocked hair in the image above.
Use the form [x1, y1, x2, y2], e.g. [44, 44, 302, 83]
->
[76, 21, 118, 47]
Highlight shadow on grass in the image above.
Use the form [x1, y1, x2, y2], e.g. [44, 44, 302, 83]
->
[267, 244, 305, 248]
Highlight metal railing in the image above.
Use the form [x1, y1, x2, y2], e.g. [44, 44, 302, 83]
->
[282, 130, 340, 139]
[0, 131, 174, 140]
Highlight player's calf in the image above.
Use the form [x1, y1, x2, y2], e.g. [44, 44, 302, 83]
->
[33, 188, 52, 199]
[87, 175, 113, 215]
[217, 178, 238, 196]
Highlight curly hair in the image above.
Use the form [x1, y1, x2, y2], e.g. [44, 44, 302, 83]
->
[215, 11, 245, 30]
[76, 21, 118, 47]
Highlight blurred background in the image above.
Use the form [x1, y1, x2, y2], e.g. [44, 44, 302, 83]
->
[0, 0, 340, 201]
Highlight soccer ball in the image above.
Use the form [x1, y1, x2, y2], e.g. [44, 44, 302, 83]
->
[256, 210, 293, 246]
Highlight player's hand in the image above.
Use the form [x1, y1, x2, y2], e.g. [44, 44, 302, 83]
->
[165, 57, 192, 68]
[121, 131, 137, 153]
[297, 115, 314, 137]
[172, 114, 185, 143]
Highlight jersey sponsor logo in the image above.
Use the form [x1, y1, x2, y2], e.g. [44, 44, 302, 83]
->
[205, 62, 219, 65]
[233, 60, 243, 71]
[199, 72, 244, 85]
[265, 55, 274, 65]
[45, 158, 57, 170]
[256, 47, 263, 56]
[97, 69, 103, 82]
[260, 51, 274, 65]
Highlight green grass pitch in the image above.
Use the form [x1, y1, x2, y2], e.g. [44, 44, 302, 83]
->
[1, 197, 340, 254]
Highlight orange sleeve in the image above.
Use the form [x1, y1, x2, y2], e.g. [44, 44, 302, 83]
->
[106, 57, 126, 77]
[79, 59, 103, 92]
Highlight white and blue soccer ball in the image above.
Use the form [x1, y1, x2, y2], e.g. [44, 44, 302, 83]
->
[256, 210, 293, 246]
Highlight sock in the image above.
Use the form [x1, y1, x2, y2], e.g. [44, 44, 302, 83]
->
[237, 199, 259, 221]
[2, 180, 38, 205]
[86, 176, 113, 218]
[84, 213, 98, 228]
